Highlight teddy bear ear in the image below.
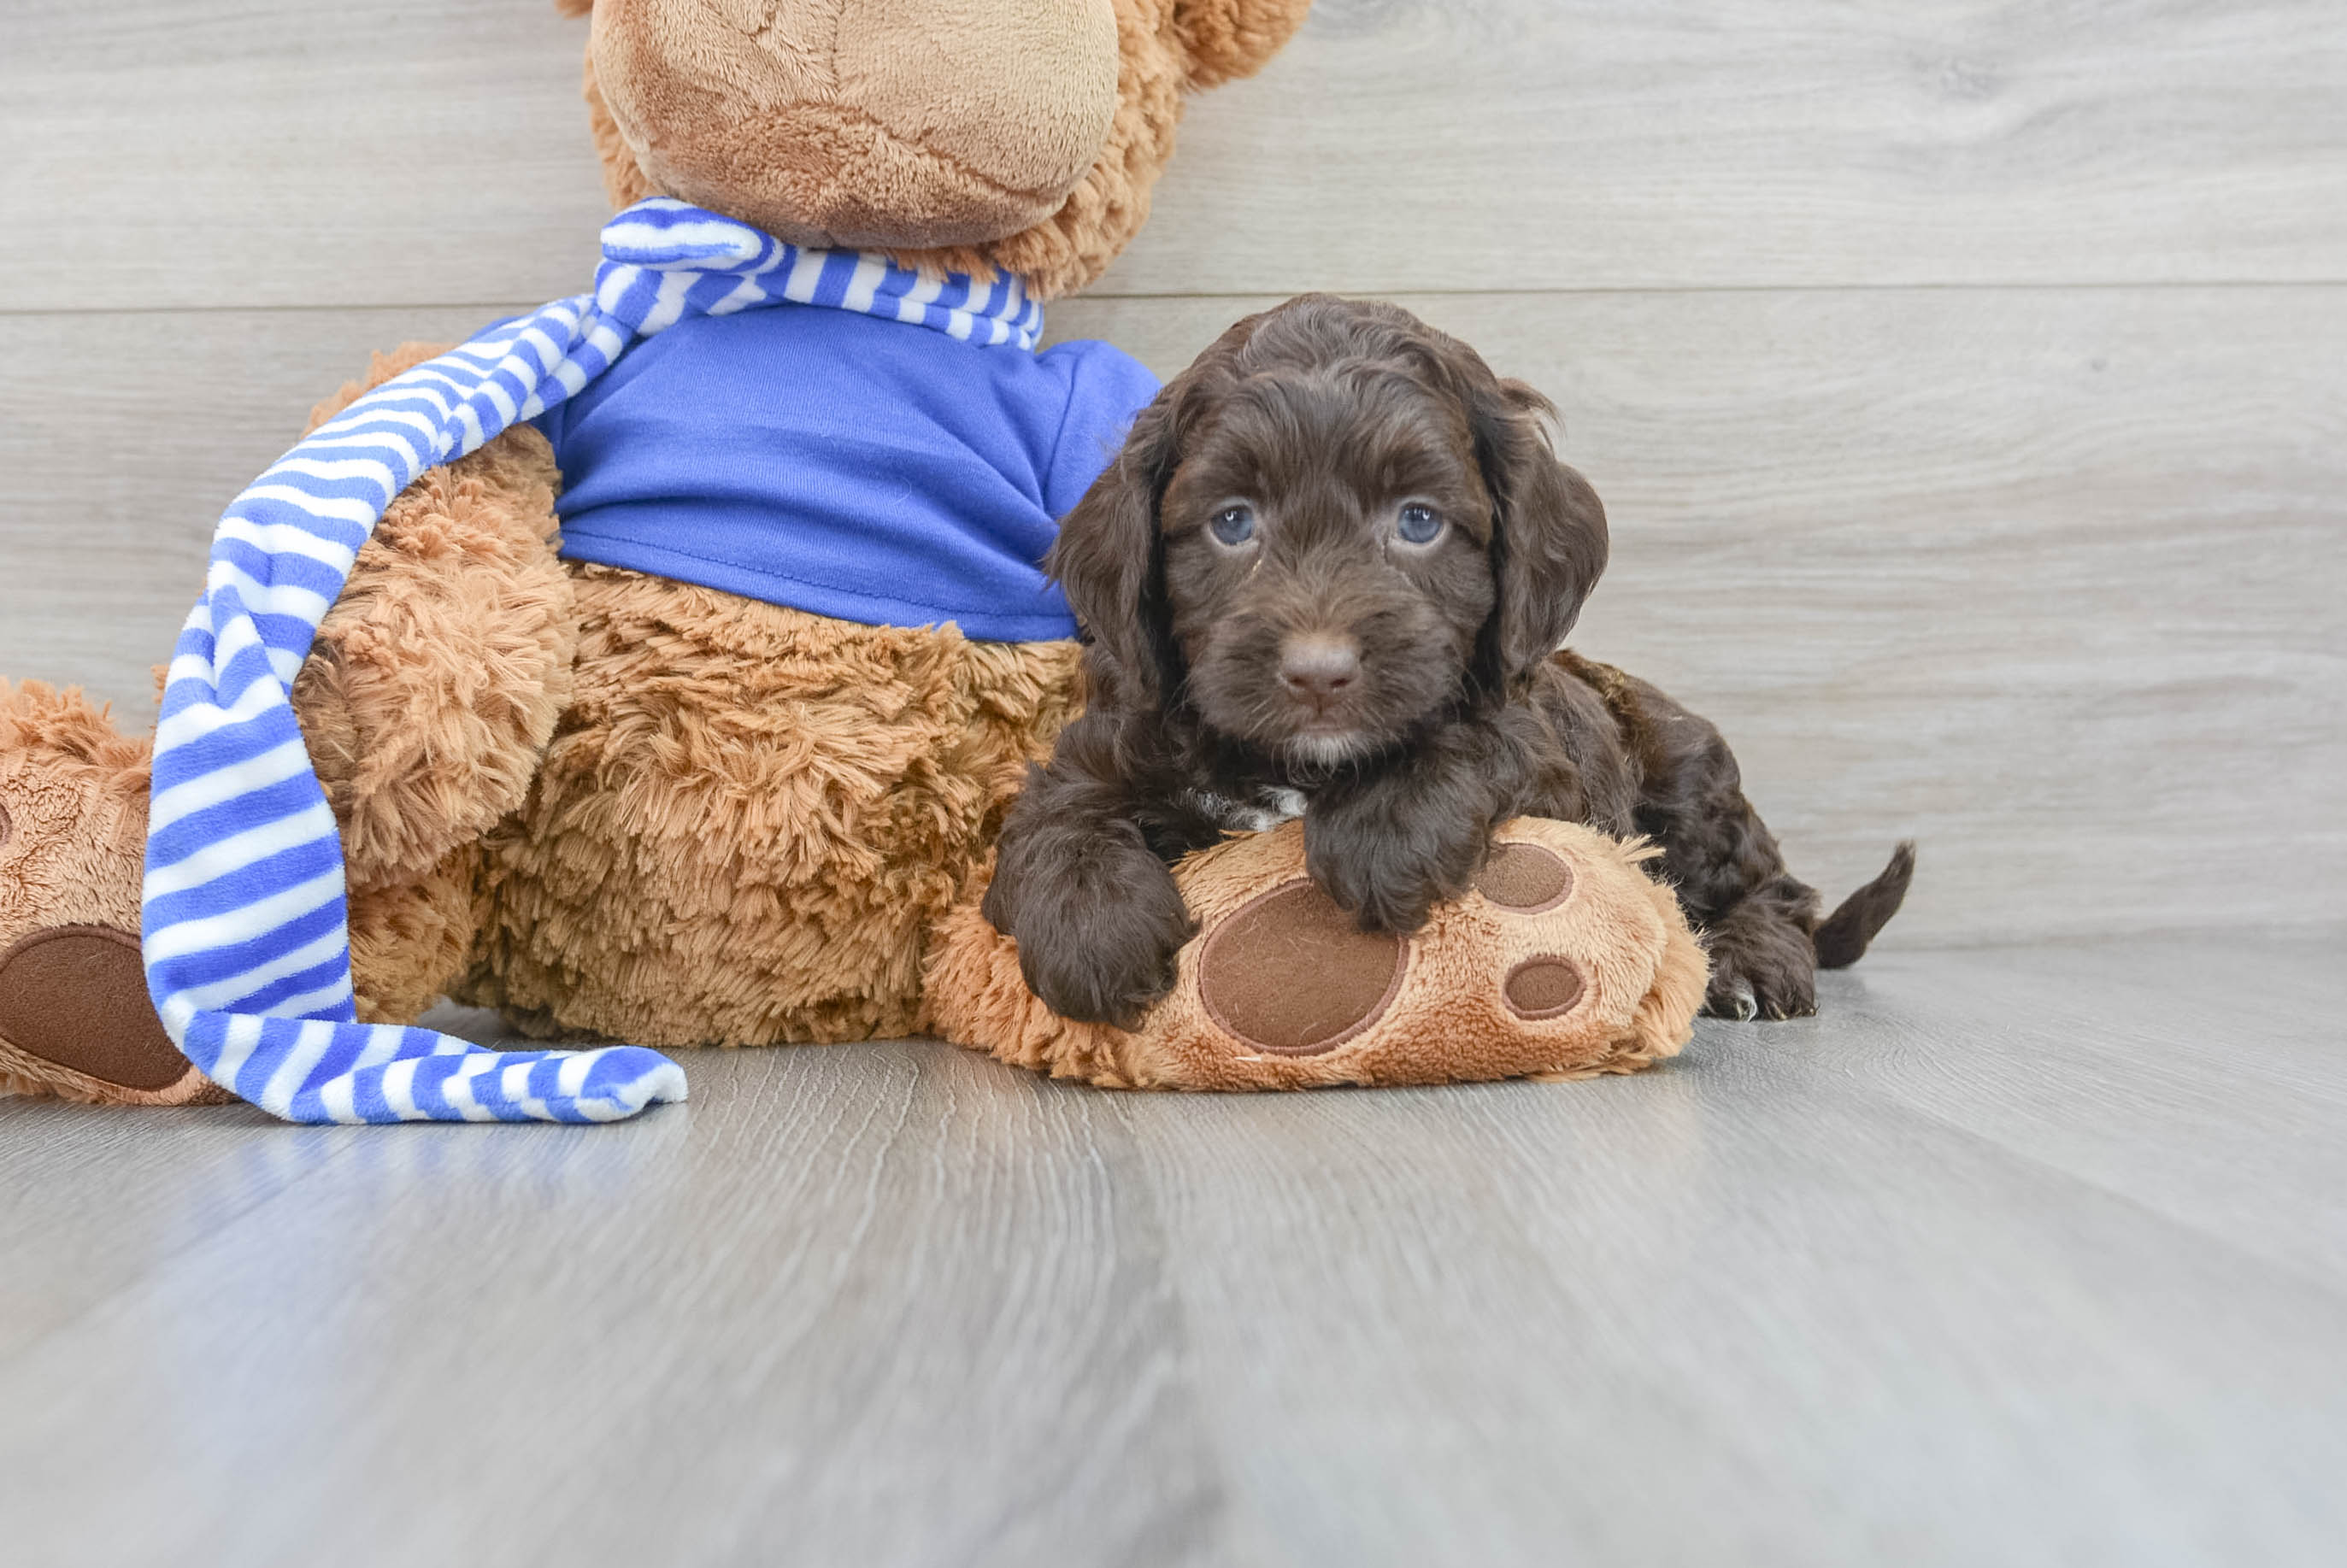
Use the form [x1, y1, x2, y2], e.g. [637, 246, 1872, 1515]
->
[553, 0, 591, 19]
[1174, 0, 1314, 89]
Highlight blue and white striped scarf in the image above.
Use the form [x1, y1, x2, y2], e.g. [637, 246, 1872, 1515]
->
[144, 198, 1044, 1125]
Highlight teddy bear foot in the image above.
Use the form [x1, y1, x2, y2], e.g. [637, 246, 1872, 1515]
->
[0, 925, 221, 1107]
[0, 681, 226, 1107]
[929, 818, 1712, 1092]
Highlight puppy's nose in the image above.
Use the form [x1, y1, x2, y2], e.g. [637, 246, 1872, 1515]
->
[1279, 632, 1362, 712]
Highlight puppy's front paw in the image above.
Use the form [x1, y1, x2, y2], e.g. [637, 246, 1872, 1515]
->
[1304, 799, 1485, 935]
[1015, 869, 1198, 1030]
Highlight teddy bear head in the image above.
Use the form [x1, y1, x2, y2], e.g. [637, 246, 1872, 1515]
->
[559, 0, 1310, 300]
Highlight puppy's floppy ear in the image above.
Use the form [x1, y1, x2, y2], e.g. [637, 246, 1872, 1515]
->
[1471, 379, 1610, 680]
[1048, 387, 1184, 704]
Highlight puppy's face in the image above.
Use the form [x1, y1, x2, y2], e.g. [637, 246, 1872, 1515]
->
[1157, 367, 1498, 766]
[1050, 295, 1611, 771]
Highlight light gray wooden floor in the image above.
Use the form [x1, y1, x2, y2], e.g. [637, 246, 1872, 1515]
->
[4, 931, 2344, 1567]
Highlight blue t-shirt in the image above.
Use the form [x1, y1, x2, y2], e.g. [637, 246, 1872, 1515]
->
[533, 306, 1160, 642]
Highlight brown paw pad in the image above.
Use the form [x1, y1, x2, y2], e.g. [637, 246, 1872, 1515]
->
[1473, 841, 1573, 913]
[0, 925, 187, 1090]
[1503, 955, 1586, 1020]
[1197, 880, 1407, 1055]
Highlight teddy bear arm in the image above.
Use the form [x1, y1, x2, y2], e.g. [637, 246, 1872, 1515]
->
[291, 344, 580, 898]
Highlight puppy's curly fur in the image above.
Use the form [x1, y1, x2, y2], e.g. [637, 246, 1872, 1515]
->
[985, 295, 1913, 1027]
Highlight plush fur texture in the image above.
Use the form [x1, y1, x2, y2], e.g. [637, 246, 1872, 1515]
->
[455, 568, 1081, 1047]
[932, 817, 1707, 1089]
[984, 296, 1913, 1029]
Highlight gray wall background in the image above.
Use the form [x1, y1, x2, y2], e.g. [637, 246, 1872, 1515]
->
[3, 0, 2341, 946]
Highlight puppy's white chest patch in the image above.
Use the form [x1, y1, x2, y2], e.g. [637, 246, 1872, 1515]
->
[1193, 786, 1310, 834]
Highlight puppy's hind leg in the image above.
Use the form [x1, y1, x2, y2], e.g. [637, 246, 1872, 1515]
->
[1697, 876, 1823, 1021]
[1594, 678, 1826, 1019]
[1706, 843, 1917, 1018]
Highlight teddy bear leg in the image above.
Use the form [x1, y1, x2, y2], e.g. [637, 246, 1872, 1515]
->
[0, 678, 490, 1105]
[0, 664, 513, 1107]
[931, 819, 1710, 1091]
[457, 567, 1082, 1047]
[0, 682, 229, 1106]
[291, 345, 583, 1021]
[0, 344, 580, 1105]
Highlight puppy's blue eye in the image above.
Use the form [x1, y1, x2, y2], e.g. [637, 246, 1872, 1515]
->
[1210, 505, 1256, 546]
[1397, 502, 1444, 544]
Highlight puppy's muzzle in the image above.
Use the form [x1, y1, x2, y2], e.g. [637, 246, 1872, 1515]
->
[1278, 631, 1362, 718]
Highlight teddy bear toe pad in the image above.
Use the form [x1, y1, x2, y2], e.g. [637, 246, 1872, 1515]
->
[1502, 955, 1587, 1019]
[1196, 880, 1408, 1055]
[0, 925, 187, 1091]
[1472, 840, 1575, 913]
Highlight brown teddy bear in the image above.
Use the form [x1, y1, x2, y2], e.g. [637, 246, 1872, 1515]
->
[0, 0, 1315, 1112]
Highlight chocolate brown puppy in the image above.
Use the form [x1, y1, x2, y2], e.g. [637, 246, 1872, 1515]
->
[984, 294, 1912, 1026]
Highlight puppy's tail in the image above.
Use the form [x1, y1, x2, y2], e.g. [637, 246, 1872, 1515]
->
[1812, 841, 1916, 970]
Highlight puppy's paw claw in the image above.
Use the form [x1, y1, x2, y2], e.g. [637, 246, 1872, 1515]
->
[1751, 971, 1816, 1020]
[1705, 978, 1760, 1022]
